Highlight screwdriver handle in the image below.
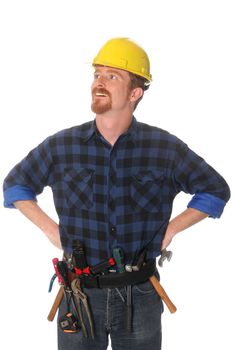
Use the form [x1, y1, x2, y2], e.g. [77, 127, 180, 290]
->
[73, 240, 88, 269]
[56, 261, 70, 287]
[52, 258, 63, 284]
[113, 248, 125, 273]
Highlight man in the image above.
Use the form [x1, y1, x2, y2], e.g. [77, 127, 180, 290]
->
[3, 38, 230, 350]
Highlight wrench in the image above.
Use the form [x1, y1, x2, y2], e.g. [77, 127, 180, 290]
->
[158, 249, 173, 267]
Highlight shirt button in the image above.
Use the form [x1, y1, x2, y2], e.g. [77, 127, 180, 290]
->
[111, 226, 116, 234]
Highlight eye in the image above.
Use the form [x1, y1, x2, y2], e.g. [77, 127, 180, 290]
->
[94, 72, 100, 80]
[109, 74, 117, 80]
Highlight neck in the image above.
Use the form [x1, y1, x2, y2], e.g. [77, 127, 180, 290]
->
[95, 113, 133, 145]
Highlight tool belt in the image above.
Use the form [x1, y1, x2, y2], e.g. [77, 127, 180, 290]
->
[47, 241, 177, 337]
[80, 259, 156, 289]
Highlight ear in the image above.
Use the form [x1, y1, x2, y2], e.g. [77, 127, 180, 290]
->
[130, 87, 144, 103]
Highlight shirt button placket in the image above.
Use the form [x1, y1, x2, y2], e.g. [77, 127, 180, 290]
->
[108, 148, 117, 242]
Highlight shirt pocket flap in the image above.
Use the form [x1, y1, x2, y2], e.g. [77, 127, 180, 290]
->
[131, 170, 164, 212]
[64, 168, 94, 183]
[133, 171, 164, 184]
[63, 168, 94, 209]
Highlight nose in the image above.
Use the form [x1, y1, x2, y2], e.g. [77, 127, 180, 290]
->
[92, 79, 106, 93]
[92, 72, 108, 86]
[96, 75, 107, 86]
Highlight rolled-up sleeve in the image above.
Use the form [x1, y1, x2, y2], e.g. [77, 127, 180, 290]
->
[4, 185, 37, 208]
[187, 192, 226, 218]
[3, 136, 54, 208]
[172, 140, 230, 218]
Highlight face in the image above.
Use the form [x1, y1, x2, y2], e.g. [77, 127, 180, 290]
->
[91, 66, 132, 114]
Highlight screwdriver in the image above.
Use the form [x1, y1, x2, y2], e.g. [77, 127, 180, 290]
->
[112, 248, 125, 273]
[112, 247, 132, 332]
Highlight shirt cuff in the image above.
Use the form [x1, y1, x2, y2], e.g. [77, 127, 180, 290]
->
[187, 192, 226, 218]
[3, 185, 37, 208]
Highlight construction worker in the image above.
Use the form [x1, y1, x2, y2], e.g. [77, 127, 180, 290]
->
[3, 38, 230, 350]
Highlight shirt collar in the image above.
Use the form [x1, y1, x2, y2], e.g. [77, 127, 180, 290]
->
[82, 116, 138, 144]
[82, 120, 97, 143]
[124, 116, 138, 143]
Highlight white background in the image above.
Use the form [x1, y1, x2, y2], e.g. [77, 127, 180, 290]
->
[0, 1, 232, 349]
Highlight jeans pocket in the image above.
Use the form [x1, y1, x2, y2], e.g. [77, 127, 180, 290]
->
[63, 168, 94, 209]
[134, 280, 155, 295]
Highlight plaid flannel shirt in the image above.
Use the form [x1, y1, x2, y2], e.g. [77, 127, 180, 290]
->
[3, 118, 230, 265]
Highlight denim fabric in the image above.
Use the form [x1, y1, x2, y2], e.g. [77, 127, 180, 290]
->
[58, 280, 163, 350]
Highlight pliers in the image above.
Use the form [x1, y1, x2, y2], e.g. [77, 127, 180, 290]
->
[71, 278, 95, 339]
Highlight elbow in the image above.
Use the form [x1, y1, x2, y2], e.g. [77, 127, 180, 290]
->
[221, 181, 231, 203]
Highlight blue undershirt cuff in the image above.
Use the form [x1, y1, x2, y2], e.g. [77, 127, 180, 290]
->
[187, 192, 226, 218]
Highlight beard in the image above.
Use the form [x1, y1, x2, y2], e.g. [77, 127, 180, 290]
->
[91, 87, 112, 114]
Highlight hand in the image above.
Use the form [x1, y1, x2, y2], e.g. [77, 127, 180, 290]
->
[48, 232, 62, 250]
[14, 200, 63, 250]
[45, 224, 62, 250]
[161, 235, 173, 251]
[161, 208, 209, 251]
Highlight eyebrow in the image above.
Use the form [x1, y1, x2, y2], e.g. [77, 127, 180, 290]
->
[94, 68, 125, 79]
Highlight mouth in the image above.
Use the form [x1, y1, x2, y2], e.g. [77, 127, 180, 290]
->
[92, 88, 110, 98]
[91, 88, 112, 114]
[95, 92, 108, 97]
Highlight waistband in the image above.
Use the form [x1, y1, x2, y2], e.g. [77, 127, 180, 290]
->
[80, 259, 156, 289]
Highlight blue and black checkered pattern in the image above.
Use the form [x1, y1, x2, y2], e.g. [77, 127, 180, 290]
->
[3, 118, 230, 265]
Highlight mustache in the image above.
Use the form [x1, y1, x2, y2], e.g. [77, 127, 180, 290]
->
[92, 87, 110, 97]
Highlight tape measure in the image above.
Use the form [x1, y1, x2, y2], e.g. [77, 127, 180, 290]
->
[59, 312, 81, 333]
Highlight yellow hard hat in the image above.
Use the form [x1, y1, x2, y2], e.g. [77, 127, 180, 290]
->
[92, 37, 152, 82]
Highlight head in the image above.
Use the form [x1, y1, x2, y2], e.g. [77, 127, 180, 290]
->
[91, 38, 152, 114]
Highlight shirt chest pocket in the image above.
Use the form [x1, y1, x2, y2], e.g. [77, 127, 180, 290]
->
[63, 168, 94, 209]
[131, 171, 164, 212]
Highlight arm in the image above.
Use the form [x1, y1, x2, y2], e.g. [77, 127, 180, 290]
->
[161, 138, 231, 249]
[3, 137, 62, 248]
[161, 208, 208, 250]
[14, 200, 62, 250]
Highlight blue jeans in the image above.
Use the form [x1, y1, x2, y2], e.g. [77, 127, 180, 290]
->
[58, 279, 163, 350]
